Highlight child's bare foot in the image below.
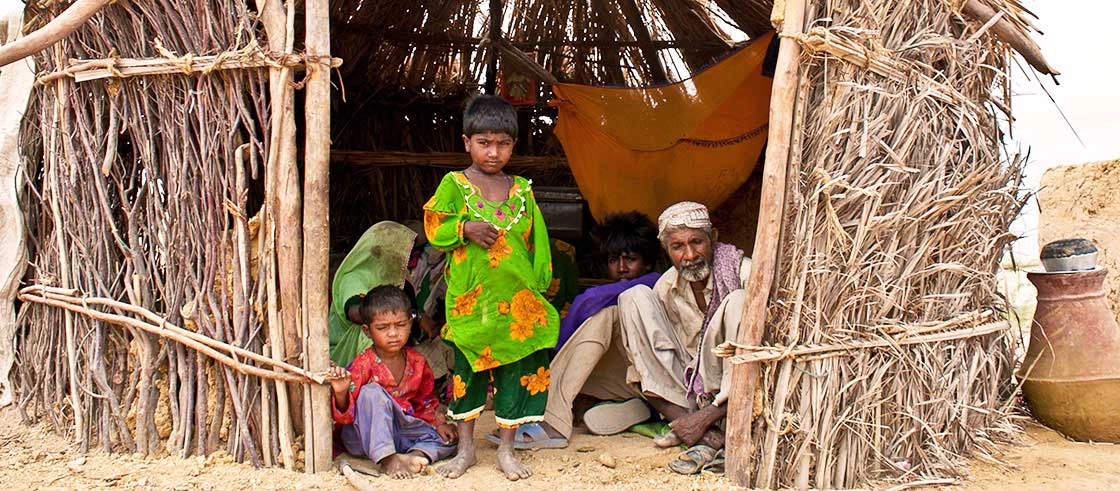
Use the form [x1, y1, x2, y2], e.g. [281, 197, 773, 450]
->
[380, 454, 417, 479]
[404, 451, 430, 474]
[436, 449, 476, 478]
[497, 447, 532, 481]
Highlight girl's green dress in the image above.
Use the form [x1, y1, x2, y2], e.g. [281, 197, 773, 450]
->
[423, 171, 559, 370]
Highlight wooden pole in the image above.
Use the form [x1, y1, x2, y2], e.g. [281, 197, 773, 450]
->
[724, 0, 807, 486]
[303, 0, 333, 474]
[254, 0, 298, 469]
[484, 0, 502, 95]
[0, 0, 110, 69]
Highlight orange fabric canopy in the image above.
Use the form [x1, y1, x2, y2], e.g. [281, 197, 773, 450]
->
[551, 32, 774, 221]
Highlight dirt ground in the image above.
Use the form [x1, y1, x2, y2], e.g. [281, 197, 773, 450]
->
[3, 407, 1119, 490]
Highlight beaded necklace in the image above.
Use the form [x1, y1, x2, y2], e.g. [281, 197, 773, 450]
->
[458, 171, 530, 232]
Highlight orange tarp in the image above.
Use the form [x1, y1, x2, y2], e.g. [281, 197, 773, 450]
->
[551, 32, 774, 221]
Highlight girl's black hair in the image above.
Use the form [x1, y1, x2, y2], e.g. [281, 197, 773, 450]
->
[463, 94, 518, 140]
[591, 211, 660, 266]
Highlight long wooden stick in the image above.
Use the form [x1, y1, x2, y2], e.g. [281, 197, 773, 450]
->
[254, 0, 298, 470]
[21, 286, 323, 382]
[19, 291, 321, 384]
[303, 0, 334, 474]
[725, 0, 807, 485]
[0, 0, 111, 69]
[722, 320, 1011, 365]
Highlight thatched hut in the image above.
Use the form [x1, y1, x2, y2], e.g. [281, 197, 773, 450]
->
[0, 0, 1054, 488]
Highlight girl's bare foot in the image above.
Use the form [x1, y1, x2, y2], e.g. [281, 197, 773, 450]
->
[380, 454, 416, 479]
[497, 447, 532, 481]
[438, 419, 476, 478]
[436, 450, 476, 478]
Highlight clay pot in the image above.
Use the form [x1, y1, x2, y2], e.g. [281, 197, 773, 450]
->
[1021, 267, 1120, 442]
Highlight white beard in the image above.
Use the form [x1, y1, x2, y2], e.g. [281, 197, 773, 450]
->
[679, 258, 711, 283]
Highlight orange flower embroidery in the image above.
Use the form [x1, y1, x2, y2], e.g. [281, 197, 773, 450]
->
[452, 375, 467, 400]
[521, 214, 533, 247]
[497, 301, 511, 315]
[545, 278, 561, 299]
[452, 245, 468, 265]
[509, 289, 548, 342]
[488, 231, 512, 268]
[450, 285, 483, 317]
[555, 240, 576, 259]
[510, 319, 534, 342]
[424, 210, 447, 242]
[473, 346, 501, 371]
[520, 367, 550, 396]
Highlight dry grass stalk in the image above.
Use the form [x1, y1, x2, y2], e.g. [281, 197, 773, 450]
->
[733, 0, 1034, 487]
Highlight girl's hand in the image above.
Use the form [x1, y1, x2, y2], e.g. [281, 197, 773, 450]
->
[463, 221, 498, 249]
[326, 365, 351, 397]
[437, 423, 459, 444]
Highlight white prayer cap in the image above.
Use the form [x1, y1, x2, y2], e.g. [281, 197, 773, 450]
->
[657, 201, 712, 239]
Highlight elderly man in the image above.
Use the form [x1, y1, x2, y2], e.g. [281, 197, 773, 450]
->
[508, 203, 748, 471]
[616, 201, 749, 473]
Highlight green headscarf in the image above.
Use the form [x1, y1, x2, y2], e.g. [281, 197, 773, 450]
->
[328, 221, 417, 367]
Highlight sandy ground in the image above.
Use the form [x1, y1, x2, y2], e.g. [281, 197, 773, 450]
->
[3, 407, 1119, 490]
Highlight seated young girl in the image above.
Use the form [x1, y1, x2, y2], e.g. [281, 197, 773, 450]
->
[326, 286, 458, 479]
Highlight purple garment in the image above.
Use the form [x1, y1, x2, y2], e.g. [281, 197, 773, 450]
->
[685, 242, 745, 402]
[554, 272, 660, 350]
[340, 384, 456, 463]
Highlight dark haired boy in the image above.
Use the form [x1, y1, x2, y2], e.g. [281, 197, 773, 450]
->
[326, 285, 457, 479]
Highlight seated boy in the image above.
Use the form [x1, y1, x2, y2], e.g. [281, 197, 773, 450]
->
[327, 286, 458, 479]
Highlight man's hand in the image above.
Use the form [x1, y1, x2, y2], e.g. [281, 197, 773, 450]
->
[668, 404, 726, 446]
[437, 423, 459, 444]
[463, 221, 498, 249]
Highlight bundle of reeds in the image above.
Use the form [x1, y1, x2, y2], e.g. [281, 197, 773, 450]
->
[13, 0, 312, 468]
[725, 0, 1033, 488]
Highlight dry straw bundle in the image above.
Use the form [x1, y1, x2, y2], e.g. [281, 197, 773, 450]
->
[15, 0, 296, 467]
[723, 0, 1031, 488]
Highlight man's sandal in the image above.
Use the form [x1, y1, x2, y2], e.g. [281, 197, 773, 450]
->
[484, 423, 569, 450]
[667, 444, 718, 475]
[701, 449, 725, 475]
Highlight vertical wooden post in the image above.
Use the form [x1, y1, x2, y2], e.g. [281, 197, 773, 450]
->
[255, 0, 297, 469]
[303, 0, 333, 474]
[484, 0, 502, 95]
[724, 0, 807, 487]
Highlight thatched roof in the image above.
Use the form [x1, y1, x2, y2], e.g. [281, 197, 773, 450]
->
[329, 0, 774, 99]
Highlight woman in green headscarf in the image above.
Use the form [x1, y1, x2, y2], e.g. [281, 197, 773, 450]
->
[329, 221, 417, 367]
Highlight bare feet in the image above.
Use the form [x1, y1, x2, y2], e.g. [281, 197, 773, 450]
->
[405, 451, 430, 474]
[438, 419, 477, 479]
[653, 430, 682, 448]
[497, 447, 532, 481]
[380, 454, 419, 479]
[436, 451, 476, 478]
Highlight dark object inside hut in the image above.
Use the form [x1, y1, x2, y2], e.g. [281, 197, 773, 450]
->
[534, 186, 587, 244]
